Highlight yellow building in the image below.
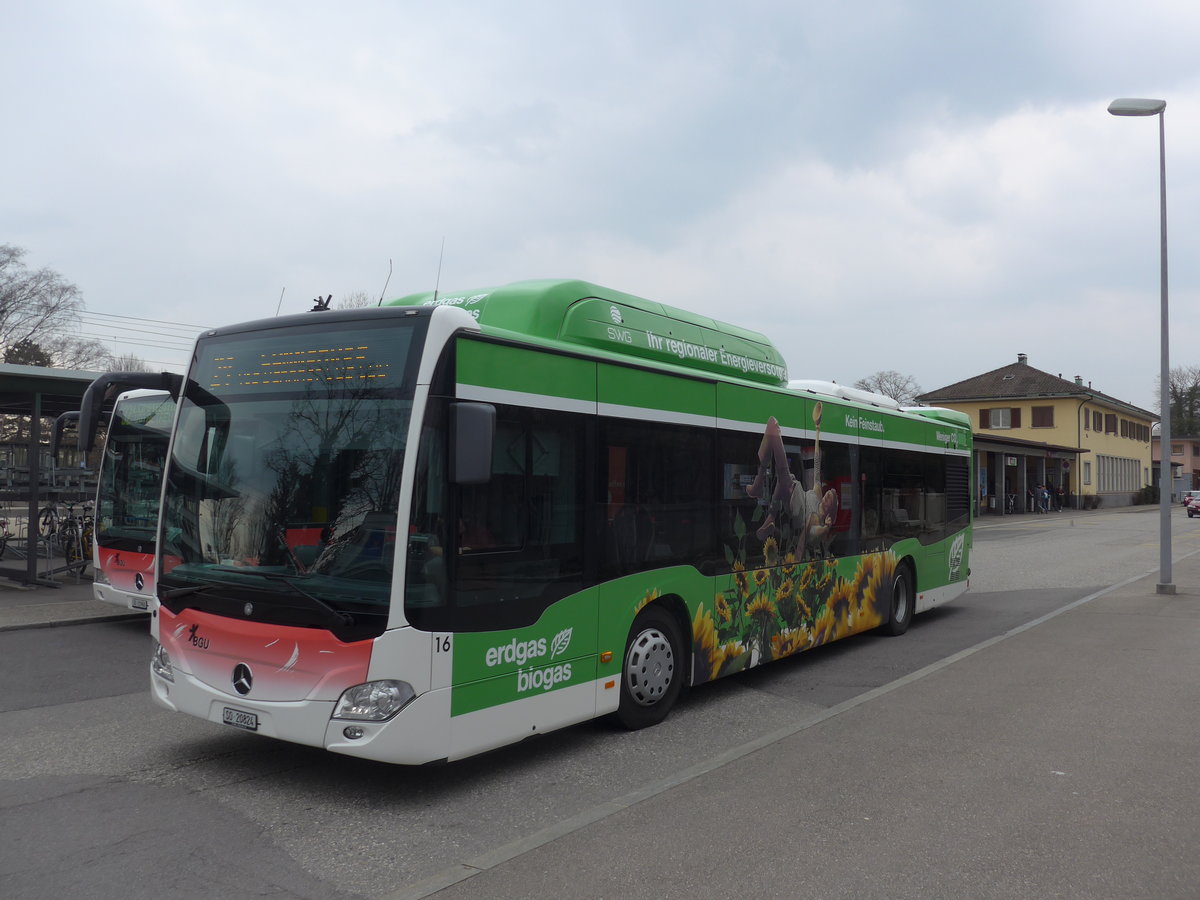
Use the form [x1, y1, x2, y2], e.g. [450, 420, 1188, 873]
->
[918, 353, 1157, 513]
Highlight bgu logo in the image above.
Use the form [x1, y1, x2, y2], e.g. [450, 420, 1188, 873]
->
[172, 622, 210, 650]
[187, 624, 210, 650]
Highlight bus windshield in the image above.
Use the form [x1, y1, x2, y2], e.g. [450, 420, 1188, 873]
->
[97, 392, 174, 549]
[158, 315, 426, 637]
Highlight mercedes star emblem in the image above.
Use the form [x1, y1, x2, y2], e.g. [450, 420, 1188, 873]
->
[232, 664, 253, 695]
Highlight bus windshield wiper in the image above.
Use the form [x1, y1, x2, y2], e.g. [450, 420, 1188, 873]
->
[226, 569, 355, 628]
[161, 583, 215, 601]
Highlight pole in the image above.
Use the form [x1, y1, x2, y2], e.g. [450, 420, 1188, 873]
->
[1156, 109, 1174, 593]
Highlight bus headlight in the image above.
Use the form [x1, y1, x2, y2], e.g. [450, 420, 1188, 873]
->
[332, 680, 416, 721]
[93, 564, 110, 586]
[151, 641, 174, 682]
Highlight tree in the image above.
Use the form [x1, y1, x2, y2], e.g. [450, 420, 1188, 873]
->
[336, 290, 375, 309]
[854, 370, 922, 405]
[1157, 366, 1200, 436]
[106, 352, 152, 372]
[44, 333, 110, 370]
[0, 244, 109, 369]
[5, 338, 52, 366]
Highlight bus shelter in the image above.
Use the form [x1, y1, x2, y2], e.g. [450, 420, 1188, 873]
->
[973, 433, 1088, 515]
[0, 363, 102, 585]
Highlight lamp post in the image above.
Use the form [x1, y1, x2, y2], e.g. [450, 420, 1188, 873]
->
[1108, 97, 1173, 594]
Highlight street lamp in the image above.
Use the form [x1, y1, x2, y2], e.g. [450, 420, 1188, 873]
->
[1108, 97, 1173, 594]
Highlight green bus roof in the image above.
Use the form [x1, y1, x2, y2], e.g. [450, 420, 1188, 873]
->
[386, 279, 789, 387]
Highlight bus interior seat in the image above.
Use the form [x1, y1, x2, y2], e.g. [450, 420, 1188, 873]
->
[611, 504, 654, 570]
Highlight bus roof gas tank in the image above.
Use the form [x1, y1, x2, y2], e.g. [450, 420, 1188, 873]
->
[387, 279, 789, 388]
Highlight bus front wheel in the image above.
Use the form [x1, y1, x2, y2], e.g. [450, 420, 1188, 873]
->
[881, 566, 914, 636]
[615, 606, 683, 730]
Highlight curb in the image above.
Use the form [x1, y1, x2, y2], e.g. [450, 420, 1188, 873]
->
[0, 611, 146, 633]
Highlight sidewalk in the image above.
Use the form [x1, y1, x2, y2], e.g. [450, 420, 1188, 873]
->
[0, 568, 143, 631]
[408, 551, 1200, 900]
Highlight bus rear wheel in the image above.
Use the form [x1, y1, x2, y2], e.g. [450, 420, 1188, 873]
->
[615, 606, 683, 730]
[881, 566, 913, 636]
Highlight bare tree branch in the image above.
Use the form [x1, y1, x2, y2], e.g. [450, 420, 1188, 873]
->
[336, 290, 374, 309]
[106, 352, 153, 372]
[1156, 366, 1200, 436]
[0, 244, 93, 367]
[853, 370, 923, 405]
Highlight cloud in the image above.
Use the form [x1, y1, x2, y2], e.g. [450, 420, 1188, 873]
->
[5, 0, 1200, 407]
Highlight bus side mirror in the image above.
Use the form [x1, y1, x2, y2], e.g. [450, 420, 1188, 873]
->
[450, 401, 495, 485]
[52, 410, 80, 462]
[78, 371, 183, 453]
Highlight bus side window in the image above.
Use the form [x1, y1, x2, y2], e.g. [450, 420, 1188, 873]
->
[458, 419, 525, 552]
[451, 406, 586, 630]
[406, 403, 450, 614]
[603, 419, 716, 576]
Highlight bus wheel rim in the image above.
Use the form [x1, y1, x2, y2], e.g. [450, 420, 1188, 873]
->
[625, 627, 674, 707]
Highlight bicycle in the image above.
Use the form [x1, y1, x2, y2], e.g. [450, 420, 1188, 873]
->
[57, 501, 94, 571]
[80, 510, 94, 561]
[38, 504, 61, 541]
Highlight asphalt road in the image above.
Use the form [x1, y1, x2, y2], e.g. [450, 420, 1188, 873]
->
[1, 508, 1196, 899]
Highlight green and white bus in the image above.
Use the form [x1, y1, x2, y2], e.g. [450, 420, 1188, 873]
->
[138, 279, 971, 764]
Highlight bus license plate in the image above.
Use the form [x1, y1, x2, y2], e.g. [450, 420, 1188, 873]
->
[222, 707, 259, 731]
[132, 596, 149, 610]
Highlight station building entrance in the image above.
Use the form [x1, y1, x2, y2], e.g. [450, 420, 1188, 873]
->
[974, 434, 1087, 515]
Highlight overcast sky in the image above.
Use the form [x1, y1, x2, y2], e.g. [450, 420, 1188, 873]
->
[6, 0, 1200, 413]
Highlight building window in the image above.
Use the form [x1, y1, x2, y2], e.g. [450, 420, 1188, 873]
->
[1104, 414, 1117, 435]
[1032, 406, 1054, 428]
[980, 407, 1020, 429]
[1083, 461, 1092, 485]
[1097, 455, 1142, 492]
[1172, 444, 1183, 456]
[1093, 411, 1103, 432]
[1122, 420, 1149, 441]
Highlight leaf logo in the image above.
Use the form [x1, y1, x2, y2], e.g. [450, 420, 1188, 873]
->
[550, 627, 573, 659]
[949, 534, 965, 579]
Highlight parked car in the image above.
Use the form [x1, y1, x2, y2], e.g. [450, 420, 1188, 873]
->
[1185, 492, 1200, 517]
[1183, 490, 1200, 506]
